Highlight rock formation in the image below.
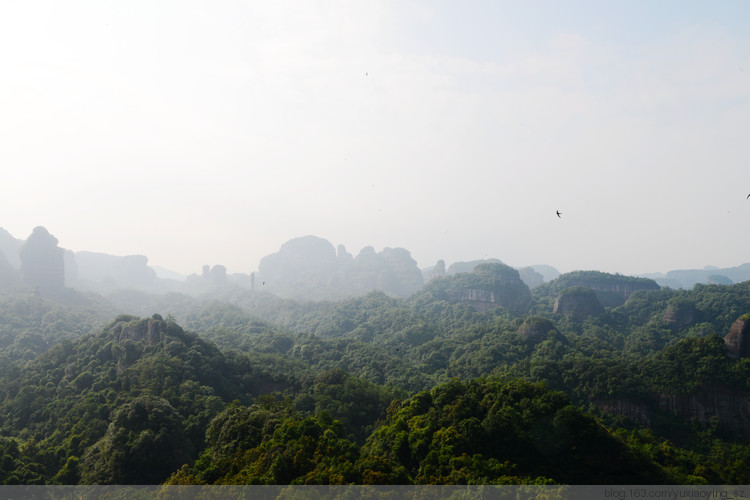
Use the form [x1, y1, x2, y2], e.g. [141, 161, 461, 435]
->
[723, 313, 750, 360]
[257, 235, 339, 293]
[550, 271, 660, 307]
[656, 384, 750, 438]
[423, 262, 531, 314]
[662, 300, 698, 330]
[553, 286, 605, 320]
[598, 383, 750, 439]
[19, 226, 65, 293]
[257, 236, 424, 300]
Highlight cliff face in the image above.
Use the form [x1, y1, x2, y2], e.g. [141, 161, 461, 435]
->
[657, 384, 750, 438]
[460, 288, 496, 310]
[116, 316, 165, 345]
[662, 301, 698, 331]
[551, 271, 660, 308]
[423, 262, 531, 314]
[598, 384, 750, 438]
[723, 314, 750, 359]
[596, 399, 652, 427]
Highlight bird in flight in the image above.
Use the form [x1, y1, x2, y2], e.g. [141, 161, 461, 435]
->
[556, 210, 562, 218]
[747, 193, 749, 199]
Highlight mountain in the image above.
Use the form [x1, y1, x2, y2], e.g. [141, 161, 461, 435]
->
[0, 228, 22, 268]
[642, 263, 750, 289]
[256, 236, 424, 300]
[421, 262, 532, 314]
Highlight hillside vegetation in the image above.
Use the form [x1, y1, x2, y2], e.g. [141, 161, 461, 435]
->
[0, 268, 749, 484]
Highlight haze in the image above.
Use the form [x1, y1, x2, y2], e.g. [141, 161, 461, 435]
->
[2, 1, 748, 277]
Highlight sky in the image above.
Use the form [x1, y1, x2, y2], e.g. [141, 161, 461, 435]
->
[1, 0, 749, 277]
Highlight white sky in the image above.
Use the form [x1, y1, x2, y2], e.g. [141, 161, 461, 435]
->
[1, 0, 749, 276]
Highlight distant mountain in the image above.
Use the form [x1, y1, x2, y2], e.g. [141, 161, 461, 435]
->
[642, 263, 750, 289]
[528, 264, 561, 282]
[256, 235, 424, 300]
[69, 251, 161, 293]
[152, 265, 186, 281]
[0, 227, 22, 268]
[5, 226, 750, 299]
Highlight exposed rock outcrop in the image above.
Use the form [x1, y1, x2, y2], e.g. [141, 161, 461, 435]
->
[657, 384, 750, 438]
[257, 235, 339, 295]
[422, 262, 531, 314]
[662, 300, 698, 331]
[550, 271, 660, 307]
[596, 399, 652, 427]
[115, 316, 166, 345]
[723, 313, 750, 360]
[598, 383, 750, 438]
[553, 286, 605, 320]
[0, 250, 20, 288]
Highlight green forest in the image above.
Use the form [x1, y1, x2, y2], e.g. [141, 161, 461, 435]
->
[0, 264, 749, 485]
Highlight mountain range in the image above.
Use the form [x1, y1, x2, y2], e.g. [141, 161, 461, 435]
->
[1, 227, 748, 300]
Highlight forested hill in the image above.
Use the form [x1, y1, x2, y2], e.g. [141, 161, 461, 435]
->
[0, 266, 749, 484]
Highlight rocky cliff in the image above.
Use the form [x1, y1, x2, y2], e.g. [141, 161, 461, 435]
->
[723, 313, 750, 359]
[598, 383, 750, 439]
[549, 271, 660, 307]
[422, 262, 531, 314]
[662, 299, 699, 331]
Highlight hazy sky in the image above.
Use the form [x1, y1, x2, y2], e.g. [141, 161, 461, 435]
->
[2, 1, 749, 276]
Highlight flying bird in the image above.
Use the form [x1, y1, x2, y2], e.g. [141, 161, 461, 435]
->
[556, 210, 562, 218]
[747, 193, 749, 199]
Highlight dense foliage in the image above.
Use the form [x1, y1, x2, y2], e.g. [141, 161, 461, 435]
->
[0, 272, 749, 484]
